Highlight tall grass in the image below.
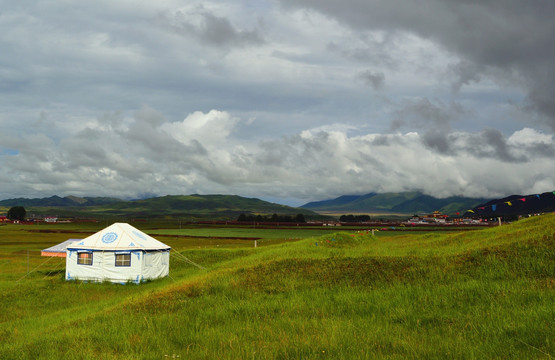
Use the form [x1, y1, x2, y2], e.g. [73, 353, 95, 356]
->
[0, 214, 553, 359]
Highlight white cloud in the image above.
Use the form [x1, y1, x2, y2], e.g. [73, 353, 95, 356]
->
[3, 107, 554, 203]
[161, 110, 239, 146]
[507, 128, 553, 146]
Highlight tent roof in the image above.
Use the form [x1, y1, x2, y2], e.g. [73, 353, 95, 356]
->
[42, 239, 82, 257]
[66, 223, 170, 251]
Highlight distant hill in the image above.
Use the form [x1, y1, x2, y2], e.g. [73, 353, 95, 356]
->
[0, 194, 319, 220]
[0, 195, 122, 207]
[301, 192, 491, 215]
[103, 194, 317, 218]
[303, 193, 377, 209]
[466, 191, 555, 217]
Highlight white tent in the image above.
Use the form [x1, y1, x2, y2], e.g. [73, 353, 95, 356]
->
[65, 223, 170, 284]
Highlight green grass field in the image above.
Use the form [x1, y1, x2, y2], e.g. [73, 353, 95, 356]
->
[0, 215, 553, 359]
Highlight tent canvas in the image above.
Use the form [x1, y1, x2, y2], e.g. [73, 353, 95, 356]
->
[41, 239, 82, 257]
[65, 223, 170, 284]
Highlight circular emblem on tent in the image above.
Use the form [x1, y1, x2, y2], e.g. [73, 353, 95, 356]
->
[101, 232, 118, 244]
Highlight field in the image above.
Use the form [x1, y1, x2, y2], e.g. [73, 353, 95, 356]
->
[0, 215, 553, 359]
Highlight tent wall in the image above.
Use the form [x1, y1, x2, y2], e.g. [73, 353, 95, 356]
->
[142, 251, 170, 279]
[66, 249, 169, 284]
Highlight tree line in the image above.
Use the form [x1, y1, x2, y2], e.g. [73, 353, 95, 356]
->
[7, 206, 26, 221]
[339, 214, 371, 222]
[237, 213, 306, 223]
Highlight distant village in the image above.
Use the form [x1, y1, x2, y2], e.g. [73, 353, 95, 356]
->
[320, 211, 489, 227]
[1, 208, 543, 227]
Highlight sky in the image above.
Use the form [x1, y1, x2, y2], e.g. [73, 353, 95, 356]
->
[1, 0, 554, 206]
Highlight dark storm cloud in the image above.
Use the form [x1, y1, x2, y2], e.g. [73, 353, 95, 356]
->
[59, 129, 109, 169]
[398, 98, 465, 131]
[459, 128, 520, 162]
[159, 8, 264, 48]
[448, 61, 483, 93]
[392, 98, 466, 154]
[389, 98, 550, 162]
[356, 70, 385, 90]
[279, 0, 555, 128]
[422, 130, 452, 154]
[326, 35, 398, 69]
[453, 128, 555, 163]
[524, 142, 555, 159]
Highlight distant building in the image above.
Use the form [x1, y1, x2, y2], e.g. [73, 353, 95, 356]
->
[44, 216, 58, 223]
[408, 211, 449, 224]
[424, 211, 449, 220]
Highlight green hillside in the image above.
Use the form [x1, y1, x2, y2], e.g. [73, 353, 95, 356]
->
[0, 214, 553, 358]
[302, 191, 490, 214]
[1, 194, 318, 220]
[0, 195, 122, 207]
[99, 194, 313, 217]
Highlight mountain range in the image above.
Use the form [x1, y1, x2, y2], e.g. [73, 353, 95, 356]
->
[2, 191, 553, 219]
[301, 192, 492, 215]
[466, 191, 555, 217]
[0, 195, 121, 207]
[302, 190, 555, 217]
[0, 194, 318, 220]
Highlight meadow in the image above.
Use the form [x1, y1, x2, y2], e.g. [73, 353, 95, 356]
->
[0, 215, 553, 359]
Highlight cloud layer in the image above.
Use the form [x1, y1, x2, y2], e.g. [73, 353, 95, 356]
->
[280, 0, 555, 128]
[0, 1, 553, 204]
[1, 108, 553, 204]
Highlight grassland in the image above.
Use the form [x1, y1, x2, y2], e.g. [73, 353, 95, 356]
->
[0, 215, 553, 359]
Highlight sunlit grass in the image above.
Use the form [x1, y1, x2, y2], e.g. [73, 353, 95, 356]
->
[0, 214, 553, 359]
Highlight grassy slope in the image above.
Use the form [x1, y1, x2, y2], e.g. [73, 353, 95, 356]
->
[0, 215, 553, 359]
